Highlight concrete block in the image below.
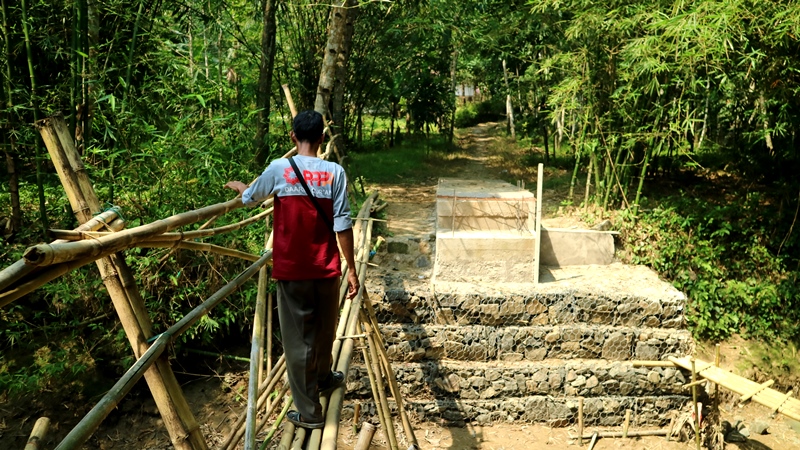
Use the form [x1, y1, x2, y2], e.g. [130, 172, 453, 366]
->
[540, 227, 615, 266]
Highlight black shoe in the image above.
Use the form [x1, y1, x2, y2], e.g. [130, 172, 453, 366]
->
[287, 410, 324, 429]
[318, 370, 345, 394]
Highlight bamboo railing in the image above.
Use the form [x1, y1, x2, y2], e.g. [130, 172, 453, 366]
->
[4, 113, 401, 450]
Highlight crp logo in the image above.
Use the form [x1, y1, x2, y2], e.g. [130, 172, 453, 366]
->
[283, 167, 333, 187]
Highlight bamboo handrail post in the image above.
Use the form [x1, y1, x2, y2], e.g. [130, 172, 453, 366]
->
[245, 234, 270, 450]
[365, 322, 398, 450]
[24, 417, 50, 450]
[362, 291, 417, 448]
[691, 358, 701, 450]
[37, 115, 202, 449]
[578, 397, 584, 446]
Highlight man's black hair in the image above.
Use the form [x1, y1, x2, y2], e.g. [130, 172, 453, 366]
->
[293, 110, 324, 143]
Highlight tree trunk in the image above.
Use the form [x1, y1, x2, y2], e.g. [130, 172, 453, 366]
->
[331, 0, 357, 138]
[254, 0, 278, 168]
[448, 50, 459, 145]
[314, 1, 354, 119]
[1, 0, 20, 232]
[502, 59, 515, 140]
[20, 0, 50, 236]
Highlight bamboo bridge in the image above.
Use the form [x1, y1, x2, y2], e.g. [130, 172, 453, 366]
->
[1, 114, 417, 450]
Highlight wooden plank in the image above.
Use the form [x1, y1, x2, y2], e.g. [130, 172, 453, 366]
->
[669, 357, 800, 422]
[740, 380, 774, 403]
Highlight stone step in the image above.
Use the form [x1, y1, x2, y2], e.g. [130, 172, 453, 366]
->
[341, 395, 690, 427]
[378, 324, 693, 362]
[345, 360, 689, 401]
[368, 281, 685, 329]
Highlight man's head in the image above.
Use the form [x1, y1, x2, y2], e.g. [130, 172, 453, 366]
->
[292, 110, 324, 144]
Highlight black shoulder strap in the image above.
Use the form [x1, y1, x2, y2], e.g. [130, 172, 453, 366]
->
[288, 157, 334, 232]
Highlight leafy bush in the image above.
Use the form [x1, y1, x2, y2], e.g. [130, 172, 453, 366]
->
[619, 194, 800, 342]
[454, 99, 504, 128]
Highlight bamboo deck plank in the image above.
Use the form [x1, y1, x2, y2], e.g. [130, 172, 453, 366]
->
[669, 357, 800, 421]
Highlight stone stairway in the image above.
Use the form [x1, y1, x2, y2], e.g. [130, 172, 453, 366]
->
[346, 179, 694, 431]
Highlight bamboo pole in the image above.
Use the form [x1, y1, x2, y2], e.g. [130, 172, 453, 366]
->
[259, 395, 293, 450]
[37, 115, 205, 450]
[353, 403, 360, 435]
[245, 261, 270, 450]
[578, 398, 584, 446]
[534, 163, 543, 284]
[57, 252, 272, 450]
[23, 195, 244, 267]
[24, 417, 50, 450]
[631, 361, 676, 367]
[0, 209, 120, 294]
[691, 358, 701, 450]
[139, 241, 261, 262]
[358, 331, 389, 449]
[50, 207, 272, 242]
[278, 423, 296, 450]
[290, 427, 306, 450]
[254, 383, 291, 437]
[578, 429, 668, 440]
[220, 356, 286, 450]
[366, 324, 398, 450]
[622, 409, 631, 438]
[282, 84, 298, 118]
[354, 422, 376, 450]
[361, 291, 417, 449]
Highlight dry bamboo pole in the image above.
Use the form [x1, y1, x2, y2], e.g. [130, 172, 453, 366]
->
[534, 163, 543, 284]
[278, 423, 296, 450]
[578, 398, 584, 446]
[23, 195, 244, 267]
[353, 403, 361, 435]
[691, 358, 701, 450]
[259, 395, 293, 450]
[220, 356, 287, 450]
[354, 422, 376, 450]
[365, 322, 399, 450]
[50, 207, 273, 242]
[622, 409, 631, 438]
[57, 251, 272, 450]
[358, 331, 389, 449]
[290, 428, 306, 450]
[254, 383, 291, 436]
[138, 241, 260, 262]
[282, 84, 298, 118]
[578, 430, 668, 440]
[631, 361, 676, 368]
[361, 291, 418, 449]
[245, 263, 270, 450]
[37, 115, 206, 450]
[0, 210, 120, 294]
[24, 417, 50, 450]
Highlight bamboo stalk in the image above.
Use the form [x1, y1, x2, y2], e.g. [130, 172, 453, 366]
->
[254, 383, 291, 437]
[245, 259, 270, 450]
[622, 409, 631, 438]
[259, 395, 293, 450]
[138, 240, 261, 262]
[691, 358, 701, 450]
[220, 356, 286, 450]
[55, 334, 170, 450]
[354, 422, 376, 450]
[578, 398, 584, 446]
[37, 115, 204, 450]
[24, 417, 50, 450]
[50, 207, 273, 242]
[353, 403, 361, 435]
[361, 291, 417, 449]
[278, 422, 296, 450]
[58, 252, 272, 450]
[0, 210, 120, 294]
[366, 325, 399, 450]
[578, 429, 668, 440]
[534, 163, 543, 284]
[358, 331, 389, 449]
[290, 427, 306, 450]
[631, 361, 676, 367]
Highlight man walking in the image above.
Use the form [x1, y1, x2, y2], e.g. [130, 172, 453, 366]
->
[225, 110, 359, 429]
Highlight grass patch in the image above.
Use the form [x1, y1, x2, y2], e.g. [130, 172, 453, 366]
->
[349, 133, 468, 185]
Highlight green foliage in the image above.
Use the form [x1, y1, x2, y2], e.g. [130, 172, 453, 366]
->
[620, 194, 800, 342]
[454, 99, 504, 128]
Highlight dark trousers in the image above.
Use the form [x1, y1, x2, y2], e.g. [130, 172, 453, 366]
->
[276, 278, 340, 421]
